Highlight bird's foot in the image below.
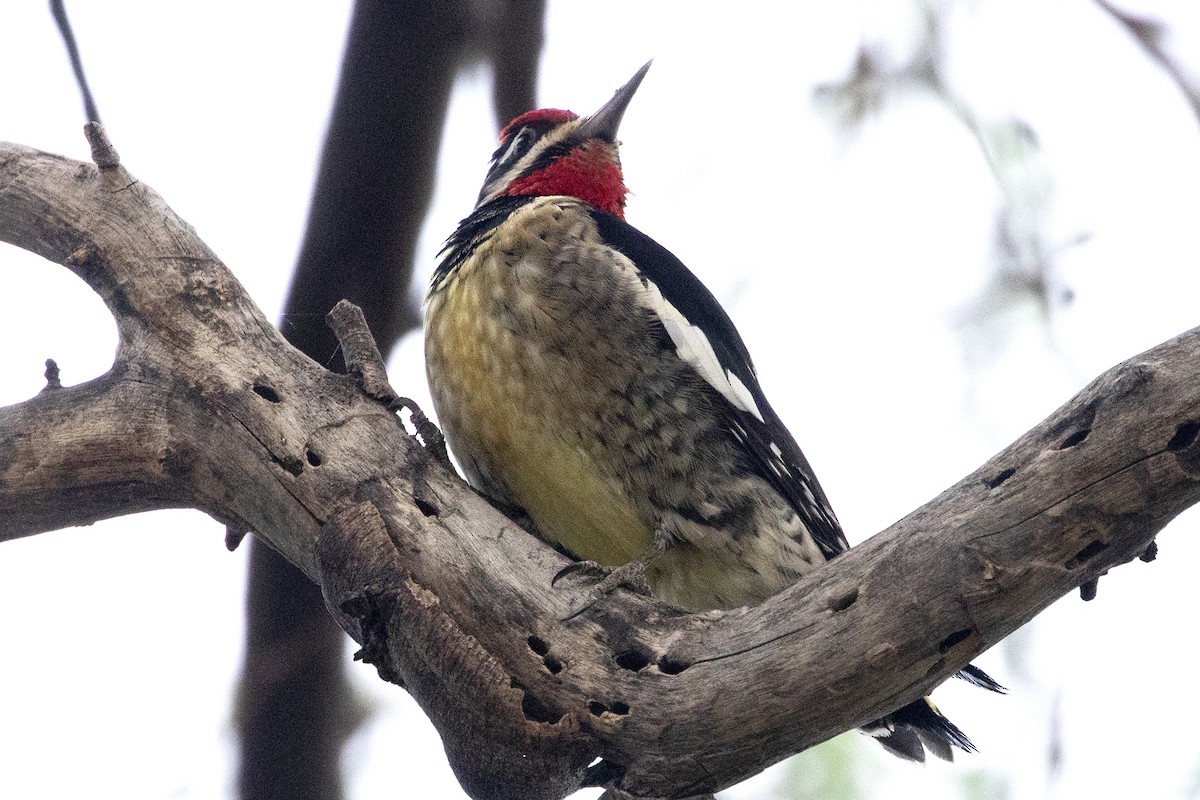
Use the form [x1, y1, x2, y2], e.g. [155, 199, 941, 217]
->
[554, 559, 653, 621]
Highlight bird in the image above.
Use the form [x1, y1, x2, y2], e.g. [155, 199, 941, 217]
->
[424, 62, 1001, 762]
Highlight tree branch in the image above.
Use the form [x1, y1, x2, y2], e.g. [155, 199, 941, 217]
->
[1094, 0, 1200, 126]
[2, 132, 1196, 799]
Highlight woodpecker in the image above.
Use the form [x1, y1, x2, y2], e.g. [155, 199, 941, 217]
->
[425, 62, 1000, 762]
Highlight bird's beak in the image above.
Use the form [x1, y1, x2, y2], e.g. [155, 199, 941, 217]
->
[578, 61, 652, 142]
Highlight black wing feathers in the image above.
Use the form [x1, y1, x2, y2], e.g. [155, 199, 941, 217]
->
[590, 209, 758, 388]
[590, 210, 849, 559]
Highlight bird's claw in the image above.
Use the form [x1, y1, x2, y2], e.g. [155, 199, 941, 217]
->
[589, 560, 653, 598]
[551, 559, 611, 586]
[555, 559, 652, 621]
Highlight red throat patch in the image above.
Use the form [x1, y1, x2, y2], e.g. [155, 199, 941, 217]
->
[502, 141, 628, 218]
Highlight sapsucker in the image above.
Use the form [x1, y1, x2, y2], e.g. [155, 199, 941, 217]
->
[424, 63, 1000, 762]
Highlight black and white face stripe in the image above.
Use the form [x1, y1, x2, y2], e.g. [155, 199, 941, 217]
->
[480, 126, 539, 193]
[476, 118, 583, 208]
[498, 127, 539, 165]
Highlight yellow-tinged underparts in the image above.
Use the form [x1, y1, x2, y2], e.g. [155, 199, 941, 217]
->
[426, 199, 653, 566]
[426, 197, 830, 609]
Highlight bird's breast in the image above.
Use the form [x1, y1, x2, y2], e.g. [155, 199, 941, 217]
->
[425, 200, 655, 565]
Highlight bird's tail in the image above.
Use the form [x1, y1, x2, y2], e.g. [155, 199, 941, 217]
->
[864, 697, 974, 762]
[863, 665, 1006, 762]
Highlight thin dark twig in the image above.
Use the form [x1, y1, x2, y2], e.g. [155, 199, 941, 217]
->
[1094, 0, 1200, 126]
[50, 0, 103, 124]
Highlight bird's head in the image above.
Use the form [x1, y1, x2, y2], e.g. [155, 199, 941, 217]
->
[474, 62, 651, 219]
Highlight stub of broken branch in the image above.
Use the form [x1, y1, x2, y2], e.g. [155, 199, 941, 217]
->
[2, 133, 1200, 799]
[41, 358, 62, 391]
[324, 300, 451, 465]
[84, 122, 120, 169]
[326, 299, 397, 403]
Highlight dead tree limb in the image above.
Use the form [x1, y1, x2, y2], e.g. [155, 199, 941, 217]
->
[1, 130, 1197, 800]
[252, 2, 546, 793]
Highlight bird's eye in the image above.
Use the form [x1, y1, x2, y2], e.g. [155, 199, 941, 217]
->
[492, 125, 540, 171]
[479, 124, 545, 203]
[501, 127, 537, 165]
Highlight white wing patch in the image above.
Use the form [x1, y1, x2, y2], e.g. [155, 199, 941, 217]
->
[640, 279, 765, 422]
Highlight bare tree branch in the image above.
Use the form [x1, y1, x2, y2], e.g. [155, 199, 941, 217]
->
[248, 2, 545, 794]
[1095, 0, 1200, 126]
[50, 0, 103, 124]
[247, 0, 469, 788]
[2, 132, 1197, 799]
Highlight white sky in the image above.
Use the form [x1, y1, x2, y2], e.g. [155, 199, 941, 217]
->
[3, 1, 1200, 798]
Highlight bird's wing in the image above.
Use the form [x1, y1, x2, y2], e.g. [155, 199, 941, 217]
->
[589, 210, 849, 559]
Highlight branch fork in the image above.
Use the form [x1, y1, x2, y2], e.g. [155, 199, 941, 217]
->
[1, 128, 1196, 799]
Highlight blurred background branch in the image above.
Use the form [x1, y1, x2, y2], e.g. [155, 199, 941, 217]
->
[244, 2, 544, 798]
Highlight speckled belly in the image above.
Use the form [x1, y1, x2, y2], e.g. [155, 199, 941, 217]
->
[425, 199, 827, 611]
[425, 229, 654, 566]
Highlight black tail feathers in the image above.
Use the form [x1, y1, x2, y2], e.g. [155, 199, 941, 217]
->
[869, 697, 974, 762]
[865, 663, 1004, 762]
[956, 663, 1007, 694]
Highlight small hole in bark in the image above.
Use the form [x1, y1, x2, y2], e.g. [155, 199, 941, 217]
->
[615, 650, 650, 672]
[939, 629, 972, 653]
[1058, 429, 1090, 449]
[527, 635, 549, 655]
[252, 383, 281, 403]
[414, 496, 439, 517]
[829, 588, 858, 612]
[585, 699, 630, 717]
[1067, 540, 1107, 568]
[276, 455, 304, 477]
[512, 679, 561, 723]
[985, 467, 1015, 488]
[658, 656, 690, 675]
[305, 449, 322, 467]
[543, 656, 563, 674]
[1167, 421, 1200, 451]
[521, 692, 561, 724]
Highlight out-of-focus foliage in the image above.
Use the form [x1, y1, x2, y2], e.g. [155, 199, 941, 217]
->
[769, 1, 1200, 799]
[778, 733, 871, 800]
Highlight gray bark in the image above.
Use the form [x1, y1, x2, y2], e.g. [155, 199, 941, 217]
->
[1, 129, 1194, 800]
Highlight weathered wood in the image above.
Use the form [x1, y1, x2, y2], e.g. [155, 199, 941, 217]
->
[2, 130, 1197, 799]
